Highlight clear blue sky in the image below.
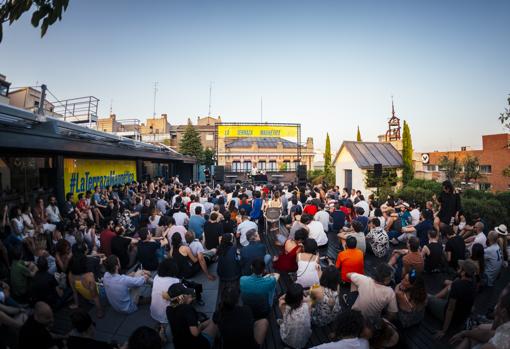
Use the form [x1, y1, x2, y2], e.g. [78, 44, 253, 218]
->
[1, 0, 509, 152]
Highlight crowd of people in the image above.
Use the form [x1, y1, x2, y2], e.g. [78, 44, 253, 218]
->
[0, 177, 509, 349]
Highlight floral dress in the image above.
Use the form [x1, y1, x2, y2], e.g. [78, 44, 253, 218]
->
[311, 287, 341, 326]
[280, 302, 312, 349]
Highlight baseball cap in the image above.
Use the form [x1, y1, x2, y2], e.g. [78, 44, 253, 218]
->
[458, 260, 477, 278]
[168, 283, 195, 298]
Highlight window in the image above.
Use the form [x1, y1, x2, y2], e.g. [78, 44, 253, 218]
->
[206, 134, 214, 141]
[232, 161, 241, 172]
[243, 161, 251, 172]
[480, 165, 492, 174]
[479, 183, 491, 191]
[424, 165, 438, 172]
[283, 160, 290, 171]
[268, 161, 277, 172]
[257, 161, 266, 170]
[292, 161, 300, 171]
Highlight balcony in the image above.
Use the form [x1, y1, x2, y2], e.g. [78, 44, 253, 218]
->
[52, 96, 99, 125]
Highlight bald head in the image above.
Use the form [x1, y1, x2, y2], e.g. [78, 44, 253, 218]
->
[34, 302, 53, 328]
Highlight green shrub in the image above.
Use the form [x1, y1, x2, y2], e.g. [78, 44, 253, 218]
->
[462, 189, 494, 201]
[405, 179, 443, 193]
[397, 187, 435, 208]
[461, 198, 507, 228]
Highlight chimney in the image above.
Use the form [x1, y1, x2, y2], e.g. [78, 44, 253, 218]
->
[161, 113, 167, 120]
[110, 113, 116, 120]
[461, 146, 467, 151]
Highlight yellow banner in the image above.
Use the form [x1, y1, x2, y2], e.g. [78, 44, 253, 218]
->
[64, 158, 137, 196]
[217, 125, 298, 139]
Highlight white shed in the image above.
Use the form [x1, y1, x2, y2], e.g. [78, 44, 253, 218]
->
[332, 141, 403, 197]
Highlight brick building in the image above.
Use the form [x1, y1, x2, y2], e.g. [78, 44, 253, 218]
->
[169, 116, 221, 150]
[416, 133, 510, 192]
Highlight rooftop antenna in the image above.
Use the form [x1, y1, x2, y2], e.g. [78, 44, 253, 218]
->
[260, 97, 263, 123]
[109, 99, 113, 115]
[153, 81, 158, 119]
[208, 81, 213, 117]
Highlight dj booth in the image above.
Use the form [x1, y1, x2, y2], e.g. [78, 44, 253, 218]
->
[252, 174, 269, 184]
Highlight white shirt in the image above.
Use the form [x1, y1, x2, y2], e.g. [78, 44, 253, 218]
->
[410, 209, 420, 226]
[354, 200, 370, 217]
[189, 239, 205, 256]
[150, 275, 179, 323]
[314, 210, 330, 232]
[307, 221, 328, 246]
[472, 232, 487, 251]
[156, 199, 168, 215]
[310, 338, 370, 349]
[237, 220, 258, 247]
[45, 204, 61, 223]
[172, 211, 189, 227]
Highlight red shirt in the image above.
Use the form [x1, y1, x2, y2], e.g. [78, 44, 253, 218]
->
[100, 229, 116, 256]
[303, 204, 318, 216]
[335, 248, 364, 282]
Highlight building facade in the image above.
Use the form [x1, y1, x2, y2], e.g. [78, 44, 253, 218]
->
[415, 133, 510, 192]
[169, 116, 221, 150]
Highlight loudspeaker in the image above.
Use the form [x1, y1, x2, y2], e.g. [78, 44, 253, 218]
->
[214, 166, 225, 183]
[374, 163, 383, 178]
[297, 165, 307, 185]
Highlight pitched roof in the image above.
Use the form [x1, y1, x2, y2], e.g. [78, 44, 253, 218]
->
[225, 137, 298, 149]
[332, 141, 403, 169]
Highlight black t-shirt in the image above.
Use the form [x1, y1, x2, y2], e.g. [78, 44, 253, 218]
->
[424, 242, 445, 272]
[19, 316, 59, 349]
[67, 336, 114, 349]
[167, 303, 210, 349]
[449, 279, 476, 328]
[203, 221, 223, 250]
[30, 271, 59, 305]
[438, 192, 457, 224]
[445, 236, 466, 269]
[111, 236, 131, 269]
[213, 305, 258, 349]
[136, 240, 161, 271]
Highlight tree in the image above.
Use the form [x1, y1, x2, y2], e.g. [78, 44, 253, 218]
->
[439, 156, 462, 184]
[499, 95, 510, 131]
[0, 0, 69, 42]
[401, 120, 414, 184]
[201, 147, 215, 167]
[179, 121, 203, 159]
[356, 126, 362, 142]
[323, 133, 334, 185]
[462, 156, 482, 185]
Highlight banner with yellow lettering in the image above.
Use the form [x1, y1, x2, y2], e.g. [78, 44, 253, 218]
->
[217, 124, 298, 139]
[64, 158, 137, 196]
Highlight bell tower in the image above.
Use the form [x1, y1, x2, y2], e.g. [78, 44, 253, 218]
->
[386, 97, 401, 141]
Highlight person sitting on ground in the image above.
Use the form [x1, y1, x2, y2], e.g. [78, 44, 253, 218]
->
[18, 301, 62, 349]
[240, 229, 271, 275]
[484, 230, 503, 287]
[336, 236, 364, 284]
[67, 308, 114, 349]
[166, 283, 217, 349]
[353, 207, 369, 233]
[30, 256, 66, 310]
[150, 259, 180, 333]
[184, 230, 217, 280]
[314, 203, 331, 233]
[240, 258, 280, 320]
[213, 286, 268, 349]
[309, 309, 369, 349]
[102, 255, 150, 314]
[289, 215, 308, 240]
[395, 269, 427, 328]
[188, 206, 206, 240]
[203, 212, 223, 250]
[427, 259, 478, 339]
[279, 283, 312, 349]
[366, 218, 389, 258]
[338, 220, 366, 253]
[110, 225, 138, 271]
[303, 214, 328, 248]
[449, 284, 510, 349]
[421, 229, 446, 272]
[388, 236, 424, 283]
[444, 223, 466, 270]
[273, 228, 307, 273]
[348, 263, 398, 321]
[126, 326, 162, 349]
[10, 245, 38, 302]
[170, 233, 205, 282]
[237, 214, 258, 247]
[310, 265, 342, 327]
[216, 233, 241, 282]
[296, 238, 321, 288]
[465, 221, 487, 252]
[136, 227, 167, 272]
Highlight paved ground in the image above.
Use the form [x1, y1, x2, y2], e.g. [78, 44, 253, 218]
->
[53, 264, 219, 349]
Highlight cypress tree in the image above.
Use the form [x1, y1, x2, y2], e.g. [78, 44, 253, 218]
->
[356, 126, 362, 142]
[402, 120, 414, 184]
[179, 120, 203, 159]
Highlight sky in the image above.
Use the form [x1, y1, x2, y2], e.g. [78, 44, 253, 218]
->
[1, 0, 509, 153]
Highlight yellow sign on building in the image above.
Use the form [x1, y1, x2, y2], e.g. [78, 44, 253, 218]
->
[217, 124, 298, 139]
[64, 158, 137, 195]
